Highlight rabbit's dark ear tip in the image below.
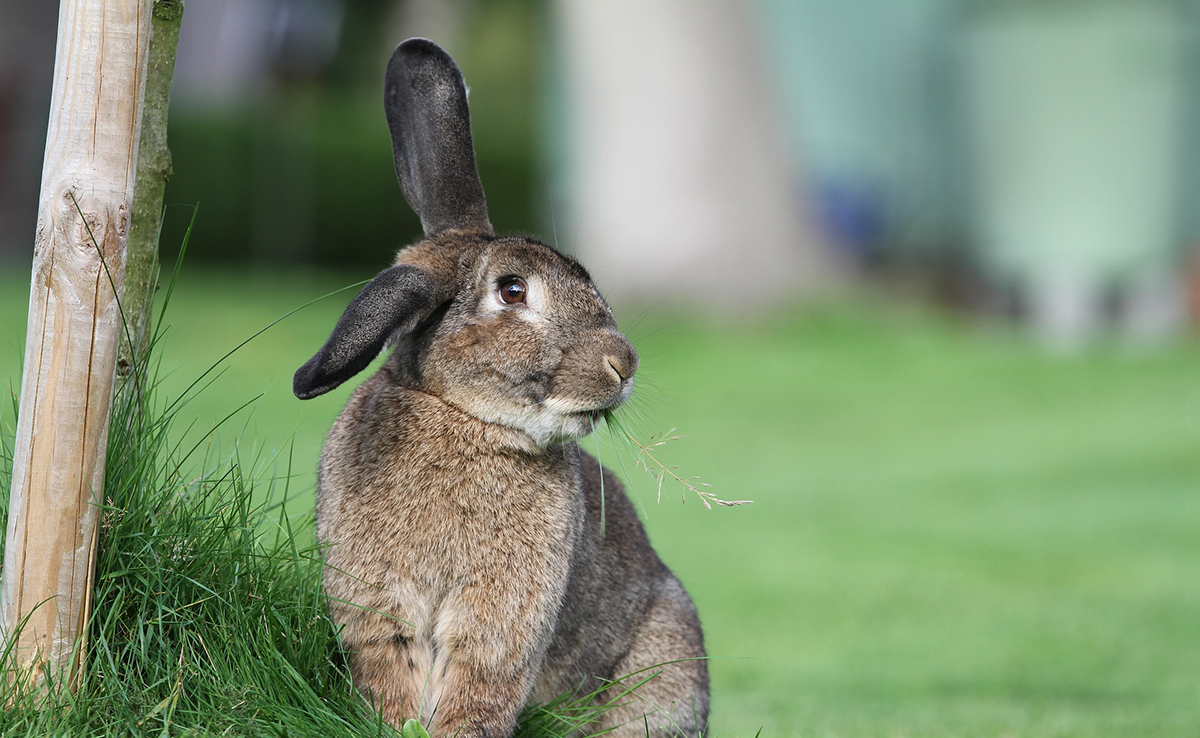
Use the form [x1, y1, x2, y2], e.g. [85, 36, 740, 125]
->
[397, 37, 441, 53]
[387, 39, 460, 94]
[293, 361, 326, 400]
[393, 38, 453, 65]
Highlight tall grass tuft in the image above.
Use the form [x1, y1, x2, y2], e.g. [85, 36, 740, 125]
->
[0, 306, 396, 736]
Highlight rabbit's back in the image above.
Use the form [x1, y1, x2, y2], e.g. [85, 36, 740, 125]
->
[535, 454, 710, 729]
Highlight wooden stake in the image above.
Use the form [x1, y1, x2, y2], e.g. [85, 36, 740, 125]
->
[1, 0, 151, 684]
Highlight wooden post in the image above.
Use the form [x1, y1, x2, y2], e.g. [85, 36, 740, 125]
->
[1, 0, 151, 684]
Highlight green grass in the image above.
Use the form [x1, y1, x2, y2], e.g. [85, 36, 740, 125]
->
[2, 261, 1200, 736]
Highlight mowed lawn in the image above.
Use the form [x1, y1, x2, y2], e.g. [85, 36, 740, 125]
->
[2, 262, 1199, 737]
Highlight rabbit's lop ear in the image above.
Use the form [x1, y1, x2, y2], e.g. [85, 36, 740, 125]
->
[386, 38, 492, 237]
[293, 265, 444, 400]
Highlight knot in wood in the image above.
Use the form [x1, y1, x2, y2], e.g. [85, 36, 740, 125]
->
[55, 187, 128, 263]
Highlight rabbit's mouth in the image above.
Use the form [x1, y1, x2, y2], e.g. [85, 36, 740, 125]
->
[572, 407, 610, 427]
[544, 392, 626, 418]
[523, 382, 633, 443]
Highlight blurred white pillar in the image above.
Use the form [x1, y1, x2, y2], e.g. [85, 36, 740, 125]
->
[554, 0, 839, 306]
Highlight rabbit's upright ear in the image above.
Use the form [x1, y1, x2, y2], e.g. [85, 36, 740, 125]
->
[293, 265, 445, 399]
[386, 38, 492, 237]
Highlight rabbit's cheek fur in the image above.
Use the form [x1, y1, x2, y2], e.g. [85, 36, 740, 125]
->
[422, 323, 557, 428]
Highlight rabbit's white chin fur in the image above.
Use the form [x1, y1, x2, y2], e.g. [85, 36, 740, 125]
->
[499, 402, 608, 447]
[441, 388, 628, 447]
[523, 412, 598, 446]
[528, 393, 631, 445]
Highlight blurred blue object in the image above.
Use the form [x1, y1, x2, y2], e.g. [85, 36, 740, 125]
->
[756, 0, 951, 262]
[811, 178, 884, 260]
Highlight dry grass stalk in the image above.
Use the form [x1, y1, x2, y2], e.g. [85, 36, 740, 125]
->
[619, 428, 752, 509]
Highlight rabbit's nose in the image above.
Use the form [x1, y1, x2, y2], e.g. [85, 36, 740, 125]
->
[604, 344, 638, 383]
[605, 356, 629, 381]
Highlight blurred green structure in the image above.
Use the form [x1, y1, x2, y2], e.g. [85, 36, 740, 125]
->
[959, 1, 1193, 347]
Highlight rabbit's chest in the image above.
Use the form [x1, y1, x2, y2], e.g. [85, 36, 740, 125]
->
[321, 437, 584, 634]
[317, 390, 589, 678]
[376, 445, 577, 566]
[387, 478, 578, 582]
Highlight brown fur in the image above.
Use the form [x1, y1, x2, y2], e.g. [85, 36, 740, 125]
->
[297, 39, 709, 738]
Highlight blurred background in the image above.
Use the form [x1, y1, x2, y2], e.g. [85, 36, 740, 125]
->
[3, 1, 1200, 736]
[7, 0, 1200, 338]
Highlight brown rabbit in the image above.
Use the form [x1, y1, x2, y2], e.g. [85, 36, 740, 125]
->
[294, 38, 709, 738]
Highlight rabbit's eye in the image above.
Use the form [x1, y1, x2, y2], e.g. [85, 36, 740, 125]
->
[498, 277, 527, 305]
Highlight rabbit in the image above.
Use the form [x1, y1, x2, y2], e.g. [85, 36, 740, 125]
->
[293, 38, 709, 738]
